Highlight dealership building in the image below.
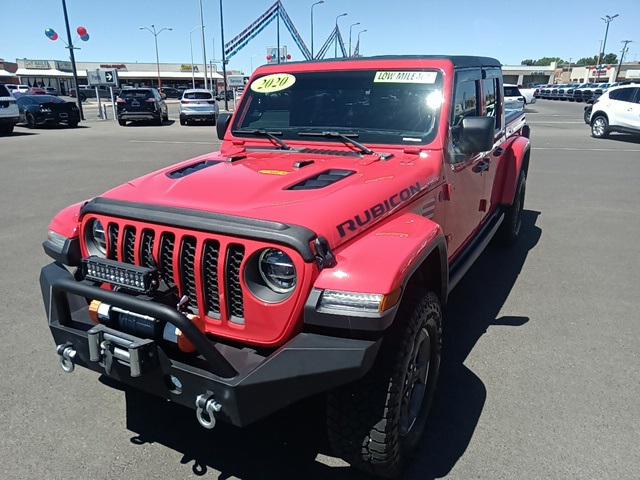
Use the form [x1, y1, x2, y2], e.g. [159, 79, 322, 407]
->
[7, 58, 224, 93]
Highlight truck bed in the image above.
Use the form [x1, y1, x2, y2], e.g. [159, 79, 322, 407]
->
[505, 107, 526, 137]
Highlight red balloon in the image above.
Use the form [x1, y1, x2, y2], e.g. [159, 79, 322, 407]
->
[77, 26, 87, 36]
[266, 55, 272, 60]
[286, 54, 291, 60]
[51, 33, 59, 41]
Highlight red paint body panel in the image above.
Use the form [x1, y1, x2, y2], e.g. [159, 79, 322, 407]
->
[47, 57, 529, 347]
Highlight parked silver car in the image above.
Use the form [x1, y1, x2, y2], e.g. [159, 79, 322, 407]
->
[179, 89, 219, 125]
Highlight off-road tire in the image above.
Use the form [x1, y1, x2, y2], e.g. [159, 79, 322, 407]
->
[591, 115, 609, 138]
[327, 289, 443, 479]
[497, 170, 526, 246]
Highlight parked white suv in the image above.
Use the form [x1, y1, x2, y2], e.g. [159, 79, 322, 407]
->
[590, 84, 640, 138]
[179, 89, 219, 125]
[5, 84, 29, 96]
[0, 84, 20, 134]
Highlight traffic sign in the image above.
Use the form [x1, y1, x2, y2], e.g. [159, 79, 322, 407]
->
[86, 69, 119, 87]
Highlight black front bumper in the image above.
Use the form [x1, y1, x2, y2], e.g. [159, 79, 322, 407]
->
[40, 262, 380, 427]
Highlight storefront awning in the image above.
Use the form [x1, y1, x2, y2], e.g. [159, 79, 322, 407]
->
[16, 68, 73, 77]
[0, 69, 17, 78]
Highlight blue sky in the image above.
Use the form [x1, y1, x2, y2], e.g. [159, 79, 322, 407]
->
[2, 0, 639, 74]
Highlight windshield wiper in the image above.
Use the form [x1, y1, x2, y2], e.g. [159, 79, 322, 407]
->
[297, 131, 375, 156]
[232, 129, 291, 150]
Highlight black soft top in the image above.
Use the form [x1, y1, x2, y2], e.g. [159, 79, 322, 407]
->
[268, 55, 501, 69]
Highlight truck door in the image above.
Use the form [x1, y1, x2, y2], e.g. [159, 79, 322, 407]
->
[480, 70, 508, 216]
[443, 69, 487, 258]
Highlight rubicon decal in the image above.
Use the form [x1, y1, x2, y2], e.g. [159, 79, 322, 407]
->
[337, 182, 423, 238]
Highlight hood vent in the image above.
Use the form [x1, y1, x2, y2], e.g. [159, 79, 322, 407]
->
[167, 160, 221, 179]
[298, 148, 360, 157]
[288, 169, 355, 190]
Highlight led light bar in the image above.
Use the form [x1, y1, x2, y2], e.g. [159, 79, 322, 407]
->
[83, 256, 158, 293]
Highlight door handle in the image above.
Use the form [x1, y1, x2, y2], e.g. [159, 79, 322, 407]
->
[493, 147, 504, 157]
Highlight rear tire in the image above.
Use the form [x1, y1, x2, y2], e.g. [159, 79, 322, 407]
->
[180, 118, 186, 126]
[0, 124, 13, 135]
[327, 289, 443, 479]
[26, 113, 36, 129]
[497, 170, 526, 246]
[118, 119, 127, 126]
[591, 115, 609, 138]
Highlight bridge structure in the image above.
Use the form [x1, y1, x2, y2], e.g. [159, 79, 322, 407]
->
[224, 0, 348, 62]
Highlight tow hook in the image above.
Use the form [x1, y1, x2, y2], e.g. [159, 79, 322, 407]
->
[195, 393, 222, 430]
[56, 344, 77, 373]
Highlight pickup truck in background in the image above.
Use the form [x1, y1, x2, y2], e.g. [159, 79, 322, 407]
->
[40, 55, 530, 478]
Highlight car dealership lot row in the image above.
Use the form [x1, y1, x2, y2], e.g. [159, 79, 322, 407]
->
[0, 100, 639, 479]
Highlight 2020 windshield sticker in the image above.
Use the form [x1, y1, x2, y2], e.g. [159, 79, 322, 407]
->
[373, 71, 437, 84]
[250, 73, 296, 94]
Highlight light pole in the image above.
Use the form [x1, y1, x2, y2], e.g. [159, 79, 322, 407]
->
[219, 0, 229, 111]
[334, 13, 347, 58]
[310, 1, 324, 59]
[616, 40, 633, 81]
[139, 24, 172, 89]
[597, 14, 619, 67]
[348, 22, 360, 57]
[356, 29, 367, 57]
[199, 0, 208, 90]
[189, 26, 199, 89]
[60, 0, 83, 120]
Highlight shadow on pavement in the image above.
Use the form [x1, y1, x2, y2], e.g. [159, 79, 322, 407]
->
[3, 130, 38, 137]
[603, 133, 640, 145]
[121, 210, 542, 479]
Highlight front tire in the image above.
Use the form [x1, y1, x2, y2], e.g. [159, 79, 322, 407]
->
[497, 170, 526, 246]
[118, 119, 127, 126]
[591, 115, 609, 138]
[26, 113, 36, 129]
[327, 289, 443, 478]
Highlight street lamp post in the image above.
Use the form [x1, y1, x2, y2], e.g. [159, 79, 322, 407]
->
[310, 0, 324, 59]
[597, 14, 619, 67]
[334, 13, 347, 58]
[348, 22, 360, 57]
[60, 0, 83, 120]
[219, 0, 229, 111]
[199, 0, 208, 90]
[356, 29, 367, 57]
[189, 26, 199, 89]
[616, 40, 633, 81]
[139, 24, 172, 89]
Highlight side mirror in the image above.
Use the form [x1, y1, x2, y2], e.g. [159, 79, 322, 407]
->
[216, 112, 232, 140]
[457, 117, 495, 154]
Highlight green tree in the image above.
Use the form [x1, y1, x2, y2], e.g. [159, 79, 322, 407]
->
[602, 53, 618, 64]
[576, 53, 618, 66]
[521, 59, 535, 66]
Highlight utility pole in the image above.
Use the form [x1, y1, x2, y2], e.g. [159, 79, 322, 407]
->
[334, 13, 347, 58]
[219, 0, 229, 110]
[61, 0, 83, 119]
[597, 14, 619, 67]
[616, 40, 633, 81]
[139, 25, 172, 89]
[277, 4, 281, 64]
[348, 22, 360, 57]
[310, 1, 324, 59]
[190, 26, 199, 89]
[199, 0, 208, 90]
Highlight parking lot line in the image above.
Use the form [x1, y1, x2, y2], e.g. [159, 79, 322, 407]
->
[528, 121, 584, 124]
[130, 140, 214, 145]
[535, 146, 640, 152]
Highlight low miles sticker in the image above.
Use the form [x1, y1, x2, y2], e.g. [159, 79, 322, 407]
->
[373, 71, 437, 84]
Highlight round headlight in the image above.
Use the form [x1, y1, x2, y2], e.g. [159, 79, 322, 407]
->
[87, 219, 107, 256]
[258, 249, 296, 293]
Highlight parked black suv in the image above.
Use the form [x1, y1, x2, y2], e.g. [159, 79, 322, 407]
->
[116, 88, 168, 126]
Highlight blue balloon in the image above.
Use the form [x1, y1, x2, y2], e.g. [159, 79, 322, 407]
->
[80, 34, 90, 41]
[45, 28, 56, 38]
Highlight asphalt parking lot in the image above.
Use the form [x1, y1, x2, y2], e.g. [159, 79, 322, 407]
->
[1, 99, 639, 479]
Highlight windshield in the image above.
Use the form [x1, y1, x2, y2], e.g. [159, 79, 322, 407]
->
[233, 69, 444, 146]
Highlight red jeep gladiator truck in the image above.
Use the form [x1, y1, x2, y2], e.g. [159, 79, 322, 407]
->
[40, 56, 530, 477]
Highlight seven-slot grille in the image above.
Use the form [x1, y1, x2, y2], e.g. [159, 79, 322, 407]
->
[103, 222, 245, 323]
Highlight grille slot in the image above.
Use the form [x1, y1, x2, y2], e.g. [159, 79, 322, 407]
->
[108, 224, 119, 260]
[122, 227, 136, 264]
[202, 240, 221, 317]
[140, 230, 155, 268]
[288, 169, 355, 190]
[179, 236, 198, 312]
[226, 245, 245, 322]
[159, 233, 176, 287]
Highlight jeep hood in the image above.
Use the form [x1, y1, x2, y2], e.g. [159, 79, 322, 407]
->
[101, 148, 442, 248]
